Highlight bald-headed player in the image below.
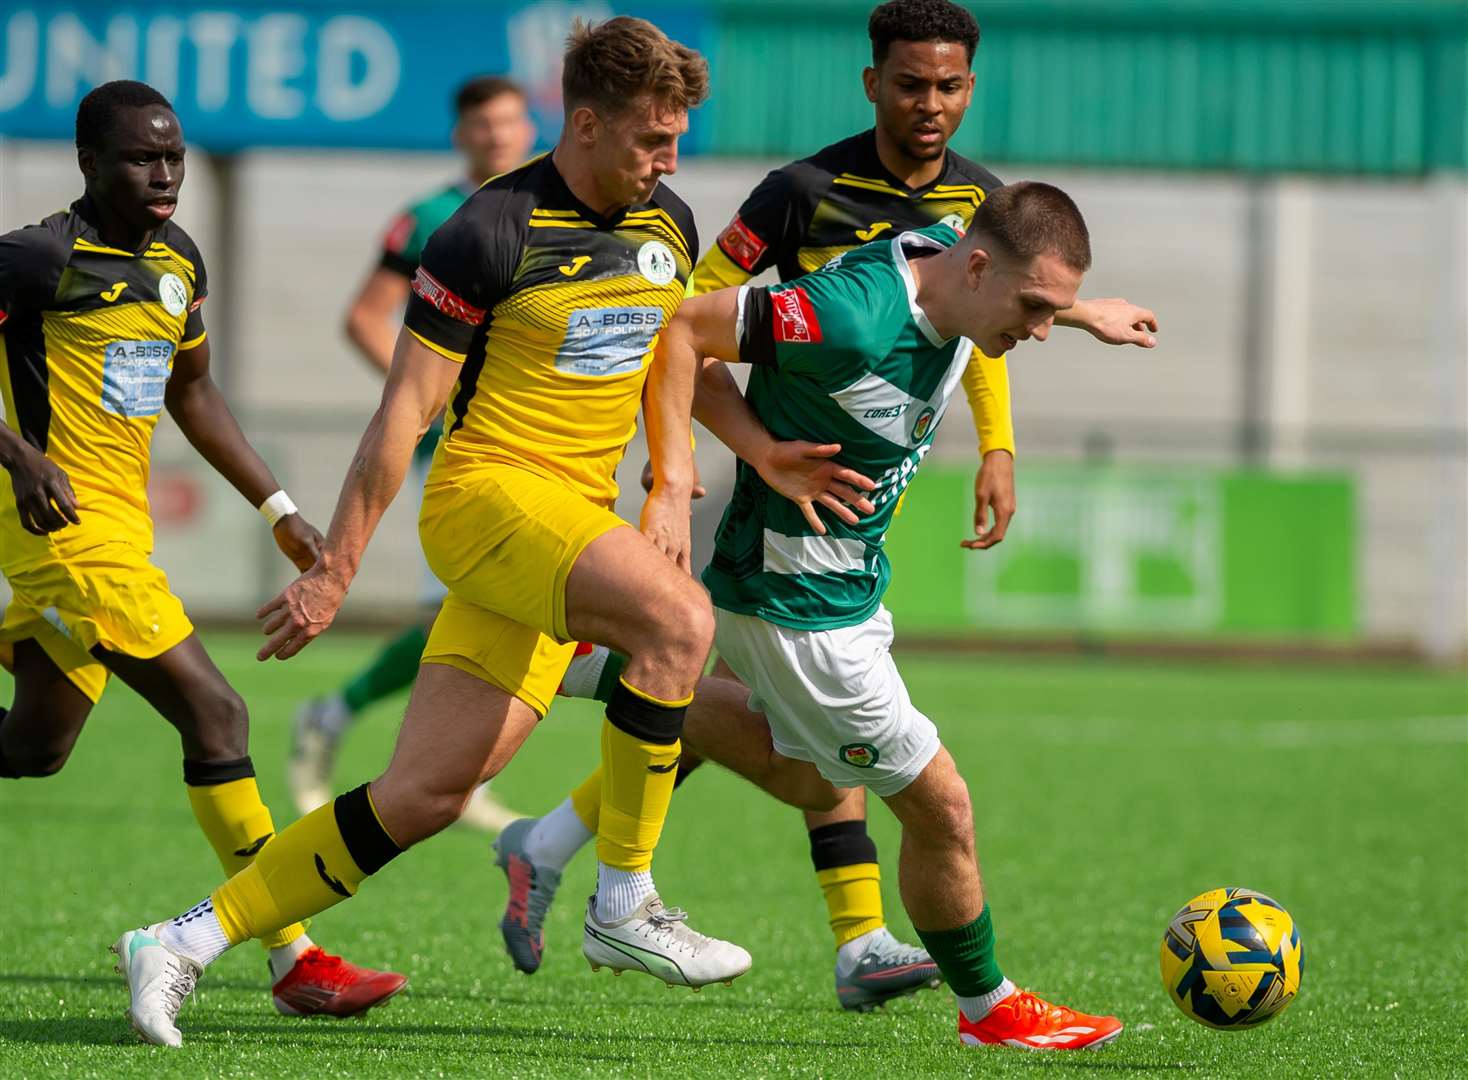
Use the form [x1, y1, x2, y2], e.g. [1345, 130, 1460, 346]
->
[0, 80, 406, 1026]
[289, 76, 536, 832]
[496, 0, 1156, 1013]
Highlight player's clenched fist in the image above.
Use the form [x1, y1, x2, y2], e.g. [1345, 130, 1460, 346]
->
[256, 564, 348, 661]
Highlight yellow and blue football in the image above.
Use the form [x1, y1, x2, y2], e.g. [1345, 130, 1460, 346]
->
[1160, 887, 1304, 1029]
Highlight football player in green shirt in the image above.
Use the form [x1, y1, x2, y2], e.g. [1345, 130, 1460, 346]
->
[683, 183, 1128, 1051]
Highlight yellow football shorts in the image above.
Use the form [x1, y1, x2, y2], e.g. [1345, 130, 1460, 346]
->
[418, 463, 625, 716]
[0, 542, 194, 702]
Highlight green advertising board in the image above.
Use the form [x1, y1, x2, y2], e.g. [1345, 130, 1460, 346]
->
[882, 464, 1355, 638]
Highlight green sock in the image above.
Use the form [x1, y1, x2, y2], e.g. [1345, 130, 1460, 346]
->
[916, 905, 1005, 997]
[341, 625, 430, 714]
[593, 651, 630, 704]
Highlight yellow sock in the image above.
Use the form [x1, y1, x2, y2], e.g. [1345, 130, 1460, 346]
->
[184, 759, 304, 950]
[212, 783, 401, 946]
[569, 766, 602, 832]
[817, 863, 886, 947]
[808, 820, 885, 947]
[596, 678, 689, 871]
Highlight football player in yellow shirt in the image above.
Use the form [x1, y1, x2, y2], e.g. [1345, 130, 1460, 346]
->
[110, 19, 822, 1047]
[288, 74, 537, 832]
[0, 80, 405, 1024]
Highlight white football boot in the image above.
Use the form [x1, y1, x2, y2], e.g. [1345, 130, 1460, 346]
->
[111, 925, 202, 1047]
[288, 695, 350, 816]
[583, 894, 751, 989]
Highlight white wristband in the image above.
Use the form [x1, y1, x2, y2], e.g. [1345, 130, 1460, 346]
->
[258, 490, 298, 527]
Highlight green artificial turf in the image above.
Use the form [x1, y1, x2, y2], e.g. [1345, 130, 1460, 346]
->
[1, 635, 1464, 1077]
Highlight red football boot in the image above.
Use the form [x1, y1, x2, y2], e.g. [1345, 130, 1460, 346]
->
[958, 988, 1122, 1050]
[271, 947, 408, 1017]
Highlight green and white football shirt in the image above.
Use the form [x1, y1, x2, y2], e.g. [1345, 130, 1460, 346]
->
[702, 222, 971, 631]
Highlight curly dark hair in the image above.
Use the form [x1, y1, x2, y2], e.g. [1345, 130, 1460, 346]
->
[75, 80, 173, 150]
[868, 0, 980, 66]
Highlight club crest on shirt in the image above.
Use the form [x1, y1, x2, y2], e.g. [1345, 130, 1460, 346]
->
[159, 273, 188, 317]
[638, 241, 677, 286]
[910, 405, 937, 442]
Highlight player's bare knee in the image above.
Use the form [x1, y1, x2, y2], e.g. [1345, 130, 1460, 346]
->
[190, 687, 250, 759]
[7, 738, 75, 777]
[789, 773, 843, 813]
[643, 584, 713, 677]
[766, 756, 842, 812]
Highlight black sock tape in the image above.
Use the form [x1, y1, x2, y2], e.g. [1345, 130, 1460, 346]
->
[182, 755, 255, 786]
[334, 783, 403, 876]
[606, 681, 685, 745]
[808, 820, 879, 871]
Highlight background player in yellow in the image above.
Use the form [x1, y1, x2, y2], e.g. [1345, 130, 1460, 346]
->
[0, 80, 406, 1032]
[289, 75, 536, 832]
[114, 19, 762, 1047]
[500, 0, 1158, 1013]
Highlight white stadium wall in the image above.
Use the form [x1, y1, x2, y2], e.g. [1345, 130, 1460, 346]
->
[1, 141, 1463, 657]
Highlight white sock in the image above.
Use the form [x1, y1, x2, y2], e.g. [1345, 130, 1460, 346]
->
[595, 864, 655, 923]
[835, 926, 883, 976]
[559, 645, 613, 699]
[267, 933, 314, 982]
[525, 798, 594, 871]
[957, 977, 1017, 1022]
[157, 897, 232, 968]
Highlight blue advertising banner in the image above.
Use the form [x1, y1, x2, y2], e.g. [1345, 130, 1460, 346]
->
[0, 2, 709, 152]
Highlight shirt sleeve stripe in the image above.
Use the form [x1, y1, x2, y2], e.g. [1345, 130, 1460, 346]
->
[178, 330, 207, 351]
[407, 327, 467, 363]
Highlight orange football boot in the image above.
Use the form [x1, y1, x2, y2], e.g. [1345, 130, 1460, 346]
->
[958, 988, 1122, 1050]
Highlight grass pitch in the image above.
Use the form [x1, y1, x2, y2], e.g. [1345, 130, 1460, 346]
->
[1, 634, 1464, 1078]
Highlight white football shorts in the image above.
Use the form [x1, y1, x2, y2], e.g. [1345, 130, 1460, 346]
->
[713, 604, 940, 797]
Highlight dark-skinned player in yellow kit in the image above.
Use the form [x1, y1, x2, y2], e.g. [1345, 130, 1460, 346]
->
[0, 81, 406, 1031]
[496, 0, 1157, 1013]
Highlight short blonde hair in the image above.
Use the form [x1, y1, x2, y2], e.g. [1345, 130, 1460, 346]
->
[562, 16, 710, 117]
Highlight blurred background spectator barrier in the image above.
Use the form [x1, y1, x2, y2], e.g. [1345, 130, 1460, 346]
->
[1, 2, 1464, 660]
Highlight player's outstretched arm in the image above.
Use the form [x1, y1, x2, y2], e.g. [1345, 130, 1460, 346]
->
[165, 338, 322, 570]
[1056, 297, 1159, 348]
[256, 330, 458, 661]
[677, 289, 877, 536]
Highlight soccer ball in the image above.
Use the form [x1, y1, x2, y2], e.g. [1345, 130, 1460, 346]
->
[1160, 887, 1304, 1029]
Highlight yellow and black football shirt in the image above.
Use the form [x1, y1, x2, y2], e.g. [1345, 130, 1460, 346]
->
[403, 155, 697, 507]
[0, 198, 206, 571]
[690, 129, 1015, 456]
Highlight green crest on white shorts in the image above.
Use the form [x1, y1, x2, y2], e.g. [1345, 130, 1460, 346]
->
[839, 742, 880, 768]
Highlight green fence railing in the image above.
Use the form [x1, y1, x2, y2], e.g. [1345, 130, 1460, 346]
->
[707, 0, 1468, 174]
